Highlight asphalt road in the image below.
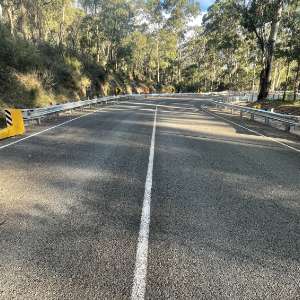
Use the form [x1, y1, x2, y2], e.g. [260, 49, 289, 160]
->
[0, 96, 300, 299]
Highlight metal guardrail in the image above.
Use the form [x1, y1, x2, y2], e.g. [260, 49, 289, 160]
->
[221, 91, 300, 103]
[222, 94, 257, 103]
[148, 92, 299, 132]
[21, 94, 140, 125]
[208, 100, 299, 132]
[2, 91, 299, 132]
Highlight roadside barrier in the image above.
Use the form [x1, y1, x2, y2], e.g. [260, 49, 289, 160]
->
[205, 100, 299, 132]
[5, 110, 13, 126]
[0, 109, 25, 140]
[1, 92, 298, 140]
[0, 94, 144, 140]
[149, 93, 299, 133]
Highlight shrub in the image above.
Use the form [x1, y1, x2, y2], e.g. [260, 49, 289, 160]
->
[161, 85, 176, 93]
[0, 24, 41, 72]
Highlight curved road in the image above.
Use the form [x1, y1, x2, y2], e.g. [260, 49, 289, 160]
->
[0, 96, 300, 299]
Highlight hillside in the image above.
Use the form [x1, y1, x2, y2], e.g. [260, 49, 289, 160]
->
[0, 25, 156, 110]
[0, 0, 298, 111]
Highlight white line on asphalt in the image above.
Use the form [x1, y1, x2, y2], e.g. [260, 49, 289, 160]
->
[131, 106, 158, 300]
[0, 110, 101, 150]
[202, 108, 300, 154]
[125, 101, 196, 111]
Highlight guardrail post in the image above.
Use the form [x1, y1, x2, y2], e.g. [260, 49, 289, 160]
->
[265, 117, 270, 125]
[285, 124, 291, 132]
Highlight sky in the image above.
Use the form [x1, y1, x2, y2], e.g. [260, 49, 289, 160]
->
[186, 0, 215, 38]
[200, 0, 215, 11]
[74, 0, 216, 12]
[189, 0, 216, 28]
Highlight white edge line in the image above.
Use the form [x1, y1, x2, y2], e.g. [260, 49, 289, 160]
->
[0, 110, 101, 150]
[202, 107, 300, 154]
[131, 106, 157, 300]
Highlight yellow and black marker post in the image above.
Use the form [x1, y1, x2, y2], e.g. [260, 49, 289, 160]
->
[0, 109, 25, 140]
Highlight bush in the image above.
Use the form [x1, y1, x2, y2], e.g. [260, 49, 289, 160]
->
[0, 23, 149, 108]
[161, 85, 176, 93]
[0, 24, 41, 72]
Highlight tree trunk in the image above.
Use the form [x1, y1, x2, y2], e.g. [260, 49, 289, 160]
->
[19, 0, 27, 39]
[283, 60, 290, 102]
[178, 48, 182, 83]
[36, 6, 44, 42]
[156, 39, 160, 84]
[274, 63, 282, 90]
[96, 25, 100, 63]
[257, 3, 283, 101]
[6, 5, 14, 36]
[271, 62, 278, 91]
[211, 61, 216, 91]
[251, 62, 256, 91]
[293, 60, 300, 102]
[59, 3, 66, 46]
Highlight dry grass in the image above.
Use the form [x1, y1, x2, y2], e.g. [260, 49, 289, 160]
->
[249, 100, 300, 116]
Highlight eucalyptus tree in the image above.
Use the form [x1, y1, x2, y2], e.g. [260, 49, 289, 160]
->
[281, 3, 300, 100]
[164, 0, 200, 83]
[237, 0, 287, 100]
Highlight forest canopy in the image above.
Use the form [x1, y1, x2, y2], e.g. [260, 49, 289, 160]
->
[0, 0, 299, 108]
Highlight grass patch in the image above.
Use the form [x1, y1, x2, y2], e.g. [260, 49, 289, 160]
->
[249, 99, 300, 115]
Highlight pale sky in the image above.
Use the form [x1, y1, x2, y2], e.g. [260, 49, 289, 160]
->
[200, 0, 215, 11]
[74, 0, 216, 13]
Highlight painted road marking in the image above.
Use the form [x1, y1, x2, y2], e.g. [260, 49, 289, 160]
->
[125, 101, 196, 111]
[0, 110, 103, 150]
[131, 106, 158, 300]
[202, 108, 300, 154]
[0, 103, 141, 151]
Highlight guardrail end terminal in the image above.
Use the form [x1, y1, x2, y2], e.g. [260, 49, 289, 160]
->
[0, 109, 25, 140]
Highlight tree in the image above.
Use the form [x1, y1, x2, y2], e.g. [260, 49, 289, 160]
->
[0, 0, 299, 99]
[238, 0, 285, 101]
[282, 3, 300, 101]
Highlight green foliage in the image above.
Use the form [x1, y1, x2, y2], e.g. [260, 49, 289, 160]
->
[0, 0, 299, 107]
[0, 23, 106, 107]
[0, 24, 41, 72]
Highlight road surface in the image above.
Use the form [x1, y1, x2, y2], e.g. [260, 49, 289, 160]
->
[0, 95, 300, 299]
